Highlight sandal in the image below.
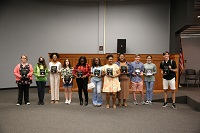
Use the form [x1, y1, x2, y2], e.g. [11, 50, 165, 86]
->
[106, 104, 110, 109]
[123, 103, 128, 107]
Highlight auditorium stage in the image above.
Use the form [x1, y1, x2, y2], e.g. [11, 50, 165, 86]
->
[0, 87, 199, 133]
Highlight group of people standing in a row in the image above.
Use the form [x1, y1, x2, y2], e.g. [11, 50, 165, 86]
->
[14, 51, 177, 109]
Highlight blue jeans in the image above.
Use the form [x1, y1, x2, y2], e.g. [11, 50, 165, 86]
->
[91, 78, 103, 105]
[145, 81, 154, 101]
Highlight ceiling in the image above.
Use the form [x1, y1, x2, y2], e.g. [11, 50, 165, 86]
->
[181, 0, 200, 38]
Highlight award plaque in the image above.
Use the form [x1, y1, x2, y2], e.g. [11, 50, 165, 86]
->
[94, 69, 100, 77]
[146, 69, 152, 76]
[77, 71, 83, 78]
[107, 68, 113, 76]
[135, 68, 140, 75]
[40, 69, 45, 75]
[20, 69, 28, 79]
[64, 75, 71, 84]
[121, 66, 127, 73]
[51, 66, 57, 73]
[163, 66, 169, 75]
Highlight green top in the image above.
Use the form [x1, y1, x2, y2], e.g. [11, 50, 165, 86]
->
[33, 64, 49, 81]
[144, 63, 157, 82]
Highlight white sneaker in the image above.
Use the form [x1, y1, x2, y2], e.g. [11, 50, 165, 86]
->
[145, 101, 149, 105]
[65, 100, 69, 104]
[16, 103, 20, 106]
[68, 100, 71, 105]
[149, 101, 152, 105]
[26, 102, 30, 105]
[133, 101, 138, 105]
[141, 101, 145, 105]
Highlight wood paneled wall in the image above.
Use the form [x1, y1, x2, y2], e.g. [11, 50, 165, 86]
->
[49, 53, 179, 93]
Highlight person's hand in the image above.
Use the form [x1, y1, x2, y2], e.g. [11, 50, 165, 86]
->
[63, 79, 66, 84]
[19, 75, 22, 78]
[69, 80, 72, 84]
[91, 74, 95, 77]
[132, 73, 136, 76]
[82, 75, 87, 78]
[168, 66, 172, 69]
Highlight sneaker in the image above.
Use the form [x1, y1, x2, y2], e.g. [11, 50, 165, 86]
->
[26, 102, 30, 105]
[16, 103, 20, 106]
[133, 101, 138, 105]
[68, 100, 71, 105]
[65, 100, 68, 104]
[141, 101, 145, 105]
[162, 102, 167, 107]
[145, 101, 149, 105]
[149, 101, 152, 105]
[172, 103, 177, 109]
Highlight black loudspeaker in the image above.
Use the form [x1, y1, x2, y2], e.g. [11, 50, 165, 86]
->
[117, 39, 126, 53]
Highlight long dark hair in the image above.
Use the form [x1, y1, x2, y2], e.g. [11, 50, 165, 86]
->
[76, 56, 87, 67]
[92, 58, 102, 68]
[63, 59, 72, 69]
[37, 57, 47, 69]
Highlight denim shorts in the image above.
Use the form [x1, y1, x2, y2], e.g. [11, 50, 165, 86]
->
[63, 82, 73, 88]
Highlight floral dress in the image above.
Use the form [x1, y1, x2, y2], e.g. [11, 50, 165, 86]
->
[102, 64, 121, 92]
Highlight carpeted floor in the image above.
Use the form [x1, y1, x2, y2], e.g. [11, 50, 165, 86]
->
[0, 87, 200, 133]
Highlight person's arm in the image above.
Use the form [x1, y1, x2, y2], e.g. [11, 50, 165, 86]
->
[169, 60, 177, 72]
[60, 68, 64, 79]
[14, 64, 21, 78]
[112, 65, 121, 78]
[33, 65, 39, 77]
[57, 62, 62, 73]
[90, 67, 95, 77]
[83, 64, 91, 78]
[139, 64, 144, 76]
[72, 66, 77, 78]
[45, 67, 49, 77]
[131, 63, 137, 76]
[159, 62, 164, 75]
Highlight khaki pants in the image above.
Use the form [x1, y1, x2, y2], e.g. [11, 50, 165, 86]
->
[50, 73, 60, 100]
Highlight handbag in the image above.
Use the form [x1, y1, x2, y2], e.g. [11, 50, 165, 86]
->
[87, 82, 95, 90]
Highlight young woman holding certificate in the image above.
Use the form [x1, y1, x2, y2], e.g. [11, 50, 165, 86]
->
[61, 59, 73, 104]
[14, 55, 33, 106]
[143, 55, 157, 105]
[34, 57, 49, 105]
[102, 54, 121, 109]
[115, 53, 132, 107]
[49, 53, 61, 104]
[90, 58, 103, 107]
[73, 56, 91, 106]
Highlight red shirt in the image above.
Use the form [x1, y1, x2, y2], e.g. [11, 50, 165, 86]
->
[73, 63, 91, 77]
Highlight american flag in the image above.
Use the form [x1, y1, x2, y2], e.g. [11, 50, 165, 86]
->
[179, 41, 185, 75]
